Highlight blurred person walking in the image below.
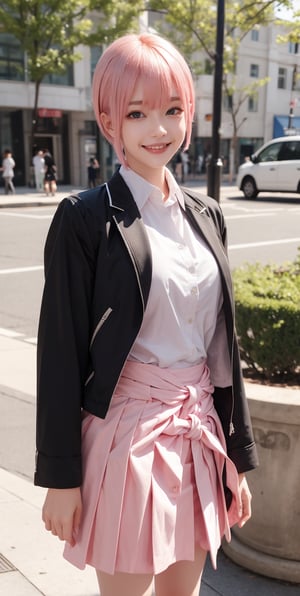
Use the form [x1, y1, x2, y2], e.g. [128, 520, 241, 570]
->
[2, 149, 15, 194]
[32, 150, 45, 192]
[44, 149, 57, 196]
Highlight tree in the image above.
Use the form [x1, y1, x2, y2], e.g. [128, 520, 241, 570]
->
[88, 0, 145, 45]
[0, 0, 93, 154]
[147, 0, 293, 176]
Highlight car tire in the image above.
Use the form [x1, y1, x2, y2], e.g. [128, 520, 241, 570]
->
[241, 176, 258, 199]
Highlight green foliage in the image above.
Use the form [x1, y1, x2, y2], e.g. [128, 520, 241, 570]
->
[88, 0, 144, 44]
[147, 0, 292, 75]
[233, 255, 300, 381]
[0, 0, 92, 82]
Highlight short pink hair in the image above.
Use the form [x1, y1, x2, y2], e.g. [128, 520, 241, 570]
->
[92, 33, 195, 165]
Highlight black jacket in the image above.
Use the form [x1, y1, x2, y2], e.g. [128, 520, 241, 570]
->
[35, 171, 258, 488]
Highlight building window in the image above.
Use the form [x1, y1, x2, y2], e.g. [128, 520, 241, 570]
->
[250, 64, 259, 78]
[248, 96, 258, 112]
[289, 42, 299, 54]
[43, 66, 74, 86]
[278, 67, 287, 89]
[90, 46, 103, 80]
[204, 58, 214, 75]
[0, 33, 25, 81]
[223, 93, 233, 111]
[251, 29, 259, 42]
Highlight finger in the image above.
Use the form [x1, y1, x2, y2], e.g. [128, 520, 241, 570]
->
[73, 504, 82, 532]
[238, 493, 252, 527]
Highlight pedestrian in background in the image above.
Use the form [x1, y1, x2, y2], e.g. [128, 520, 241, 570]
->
[32, 150, 45, 192]
[35, 33, 258, 596]
[2, 149, 15, 194]
[43, 149, 57, 196]
[87, 157, 100, 188]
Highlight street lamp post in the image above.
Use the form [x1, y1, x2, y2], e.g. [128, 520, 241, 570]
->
[207, 0, 225, 202]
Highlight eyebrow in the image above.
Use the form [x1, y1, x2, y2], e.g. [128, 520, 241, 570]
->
[128, 96, 181, 106]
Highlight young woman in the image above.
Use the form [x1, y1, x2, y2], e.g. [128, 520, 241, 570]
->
[35, 33, 258, 596]
[2, 149, 15, 194]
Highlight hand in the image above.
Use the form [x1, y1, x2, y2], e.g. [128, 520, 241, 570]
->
[237, 473, 252, 528]
[42, 487, 82, 546]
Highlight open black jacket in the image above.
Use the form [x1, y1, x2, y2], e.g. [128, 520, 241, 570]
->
[35, 171, 258, 488]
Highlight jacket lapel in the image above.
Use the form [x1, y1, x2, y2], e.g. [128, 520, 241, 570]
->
[106, 172, 152, 313]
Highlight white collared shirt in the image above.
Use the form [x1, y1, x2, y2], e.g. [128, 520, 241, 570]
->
[120, 165, 223, 370]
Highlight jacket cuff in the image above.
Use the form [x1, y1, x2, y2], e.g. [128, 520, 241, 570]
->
[34, 452, 82, 488]
[228, 441, 259, 473]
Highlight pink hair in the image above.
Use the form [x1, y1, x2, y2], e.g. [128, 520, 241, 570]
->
[92, 33, 195, 166]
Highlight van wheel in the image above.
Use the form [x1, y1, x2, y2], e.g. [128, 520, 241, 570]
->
[241, 177, 258, 199]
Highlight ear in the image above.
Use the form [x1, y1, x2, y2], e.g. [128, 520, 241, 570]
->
[100, 112, 115, 138]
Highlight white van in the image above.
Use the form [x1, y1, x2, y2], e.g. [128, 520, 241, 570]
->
[236, 136, 300, 198]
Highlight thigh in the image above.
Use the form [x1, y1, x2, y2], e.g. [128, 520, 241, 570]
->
[154, 546, 207, 596]
[96, 570, 154, 596]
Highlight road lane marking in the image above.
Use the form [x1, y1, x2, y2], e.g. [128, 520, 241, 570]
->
[0, 212, 52, 219]
[229, 237, 300, 250]
[0, 327, 37, 345]
[0, 265, 43, 275]
[225, 213, 272, 220]
[0, 327, 24, 338]
[24, 337, 37, 345]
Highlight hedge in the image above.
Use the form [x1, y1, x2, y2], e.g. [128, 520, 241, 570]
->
[233, 253, 300, 381]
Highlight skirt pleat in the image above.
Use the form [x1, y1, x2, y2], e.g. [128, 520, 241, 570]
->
[64, 360, 241, 575]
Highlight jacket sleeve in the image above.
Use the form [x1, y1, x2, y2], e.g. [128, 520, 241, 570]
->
[35, 197, 98, 488]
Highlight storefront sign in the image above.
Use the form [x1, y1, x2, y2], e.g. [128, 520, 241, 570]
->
[38, 108, 62, 118]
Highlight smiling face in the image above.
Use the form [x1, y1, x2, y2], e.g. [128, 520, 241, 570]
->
[119, 81, 186, 184]
[92, 33, 195, 173]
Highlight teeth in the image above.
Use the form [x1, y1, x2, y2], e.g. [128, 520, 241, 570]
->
[146, 145, 166, 149]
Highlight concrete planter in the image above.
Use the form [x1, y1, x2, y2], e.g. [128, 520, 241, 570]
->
[223, 381, 300, 583]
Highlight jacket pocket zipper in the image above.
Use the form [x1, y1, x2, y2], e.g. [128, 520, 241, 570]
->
[90, 307, 113, 349]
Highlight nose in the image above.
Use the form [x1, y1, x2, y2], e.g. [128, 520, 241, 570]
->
[150, 113, 167, 137]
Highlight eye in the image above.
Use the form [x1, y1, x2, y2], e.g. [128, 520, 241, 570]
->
[127, 111, 144, 119]
[166, 106, 184, 116]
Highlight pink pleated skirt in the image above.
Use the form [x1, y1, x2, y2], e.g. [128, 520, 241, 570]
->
[64, 360, 241, 575]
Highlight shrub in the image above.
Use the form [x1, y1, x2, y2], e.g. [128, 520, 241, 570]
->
[233, 252, 300, 382]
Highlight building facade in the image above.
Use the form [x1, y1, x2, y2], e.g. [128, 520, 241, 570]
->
[193, 21, 300, 174]
[0, 18, 299, 186]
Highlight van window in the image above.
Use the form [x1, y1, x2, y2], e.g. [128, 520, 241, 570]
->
[258, 143, 282, 162]
[277, 141, 300, 161]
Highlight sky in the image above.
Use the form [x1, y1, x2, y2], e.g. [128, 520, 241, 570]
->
[275, 1, 300, 20]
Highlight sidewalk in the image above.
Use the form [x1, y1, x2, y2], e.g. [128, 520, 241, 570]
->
[0, 185, 81, 209]
[1, 185, 299, 595]
[1, 458, 299, 596]
[0, 177, 242, 209]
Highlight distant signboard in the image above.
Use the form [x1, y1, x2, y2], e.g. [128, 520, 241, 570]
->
[38, 109, 62, 118]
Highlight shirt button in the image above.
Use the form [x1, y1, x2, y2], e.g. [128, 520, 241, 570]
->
[172, 485, 179, 493]
[191, 286, 198, 295]
[188, 318, 193, 324]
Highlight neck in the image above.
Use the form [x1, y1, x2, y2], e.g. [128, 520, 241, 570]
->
[144, 167, 169, 199]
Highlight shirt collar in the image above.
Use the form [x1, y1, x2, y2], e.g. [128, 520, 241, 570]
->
[119, 165, 186, 211]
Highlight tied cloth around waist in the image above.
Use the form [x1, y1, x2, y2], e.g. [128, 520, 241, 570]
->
[114, 359, 242, 567]
[115, 359, 216, 440]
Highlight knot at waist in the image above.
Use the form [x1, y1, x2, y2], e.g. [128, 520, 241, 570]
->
[114, 360, 215, 421]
